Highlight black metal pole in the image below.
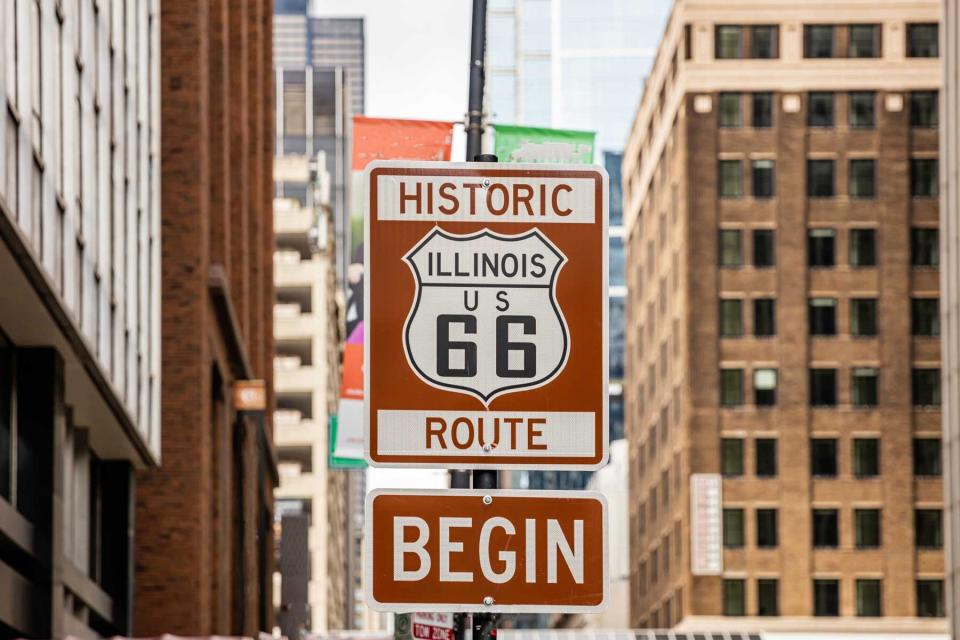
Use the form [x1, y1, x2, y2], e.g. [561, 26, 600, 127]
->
[465, 0, 487, 161]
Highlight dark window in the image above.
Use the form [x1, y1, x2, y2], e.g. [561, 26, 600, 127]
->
[0, 336, 11, 503]
[754, 368, 777, 407]
[757, 508, 778, 547]
[811, 438, 838, 476]
[719, 92, 742, 127]
[753, 229, 775, 267]
[805, 25, 836, 58]
[911, 228, 939, 267]
[724, 508, 745, 548]
[849, 160, 876, 199]
[752, 92, 774, 127]
[915, 509, 943, 548]
[808, 92, 835, 127]
[719, 229, 743, 267]
[907, 23, 939, 58]
[754, 298, 776, 337]
[813, 509, 839, 547]
[809, 298, 837, 335]
[751, 25, 778, 59]
[810, 369, 838, 407]
[722, 437, 744, 475]
[721, 369, 744, 407]
[684, 24, 692, 60]
[911, 159, 938, 197]
[852, 368, 879, 408]
[720, 299, 743, 337]
[849, 228, 876, 265]
[917, 580, 945, 617]
[849, 24, 880, 58]
[912, 368, 941, 407]
[756, 438, 777, 477]
[716, 25, 743, 59]
[849, 92, 876, 128]
[719, 159, 743, 197]
[857, 579, 883, 617]
[752, 159, 775, 198]
[851, 299, 878, 337]
[808, 228, 836, 266]
[757, 579, 779, 616]
[912, 298, 940, 336]
[724, 579, 746, 616]
[808, 160, 836, 197]
[910, 91, 938, 128]
[853, 437, 880, 478]
[855, 508, 881, 548]
[913, 438, 942, 476]
[814, 579, 840, 616]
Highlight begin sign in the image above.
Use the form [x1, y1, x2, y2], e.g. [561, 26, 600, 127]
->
[364, 489, 608, 613]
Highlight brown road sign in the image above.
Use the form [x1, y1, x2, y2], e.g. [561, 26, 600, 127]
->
[364, 489, 608, 613]
[364, 160, 609, 469]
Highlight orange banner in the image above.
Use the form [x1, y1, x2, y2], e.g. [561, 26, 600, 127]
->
[351, 116, 454, 171]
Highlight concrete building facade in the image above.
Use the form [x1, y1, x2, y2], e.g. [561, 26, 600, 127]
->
[624, 1, 944, 633]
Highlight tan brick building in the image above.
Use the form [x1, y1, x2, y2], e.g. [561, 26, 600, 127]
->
[624, 0, 945, 632]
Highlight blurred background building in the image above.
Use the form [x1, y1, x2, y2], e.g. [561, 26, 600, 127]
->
[625, 0, 943, 632]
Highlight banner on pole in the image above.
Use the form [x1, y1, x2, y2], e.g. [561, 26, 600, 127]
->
[493, 124, 595, 165]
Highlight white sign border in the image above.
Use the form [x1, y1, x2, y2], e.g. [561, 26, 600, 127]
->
[363, 160, 610, 470]
[363, 488, 609, 614]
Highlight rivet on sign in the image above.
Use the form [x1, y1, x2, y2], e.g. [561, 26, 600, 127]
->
[482, 443, 492, 452]
[483, 596, 495, 606]
[482, 178, 491, 188]
[483, 495, 493, 505]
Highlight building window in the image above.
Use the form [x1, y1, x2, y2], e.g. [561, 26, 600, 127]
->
[719, 229, 743, 267]
[809, 298, 837, 336]
[805, 25, 836, 58]
[754, 298, 776, 337]
[716, 25, 743, 59]
[753, 229, 775, 267]
[722, 437, 744, 475]
[751, 25, 778, 59]
[810, 369, 838, 407]
[684, 24, 693, 60]
[808, 228, 836, 266]
[911, 159, 938, 197]
[849, 228, 877, 265]
[813, 510, 839, 548]
[720, 369, 744, 407]
[855, 509, 881, 548]
[720, 299, 743, 337]
[852, 368, 879, 408]
[752, 159, 775, 198]
[808, 92, 835, 127]
[814, 579, 840, 616]
[853, 438, 880, 477]
[857, 579, 883, 617]
[849, 160, 876, 199]
[756, 438, 777, 477]
[808, 160, 836, 197]
[849, 92, 876, 128]
[907, 23, 939, 58]
[752, 92, 774, 127]
[811, 438, 838, 476]
[912, 298, 940, 336]
[757, 579, 779, 616]
[914, 438, 942, 477]
[910, 91, 938, 128]
[917, 580, 945, 618]
[850, 299, 878, 337]
[754, 369, 777, 407]
[915, 509, 943, 548]
[723, 508, 745, 548]
[849, 24, 880, 57]
[719, 92, 742, 127]
[911, 228, 939, 267]
[757, 508, 778, 548]
[912, 368, 941, 407]
[724, 579, 746, 616]
[719, 159, 742, 197]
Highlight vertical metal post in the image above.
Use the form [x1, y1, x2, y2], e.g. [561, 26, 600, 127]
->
[465, 0, 488, 161]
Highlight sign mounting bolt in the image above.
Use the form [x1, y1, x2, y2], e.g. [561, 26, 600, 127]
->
[483, 495, 493, 505]
[482, 443, 492, 452]
[482, 178, 491, 188]
[483, 596, 495, 606]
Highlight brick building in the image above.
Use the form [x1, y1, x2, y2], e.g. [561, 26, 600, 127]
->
[624, 0, 944, 632]
[133, 0, 278, 635]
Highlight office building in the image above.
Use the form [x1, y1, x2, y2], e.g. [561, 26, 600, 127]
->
[134, 0, 277, 635]
[0, 1, 160, 636]
[624, 1, 944, 632]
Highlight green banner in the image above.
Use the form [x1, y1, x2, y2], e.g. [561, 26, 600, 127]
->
[329, 415, 366, 469]
[493, 124, 595, 164]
